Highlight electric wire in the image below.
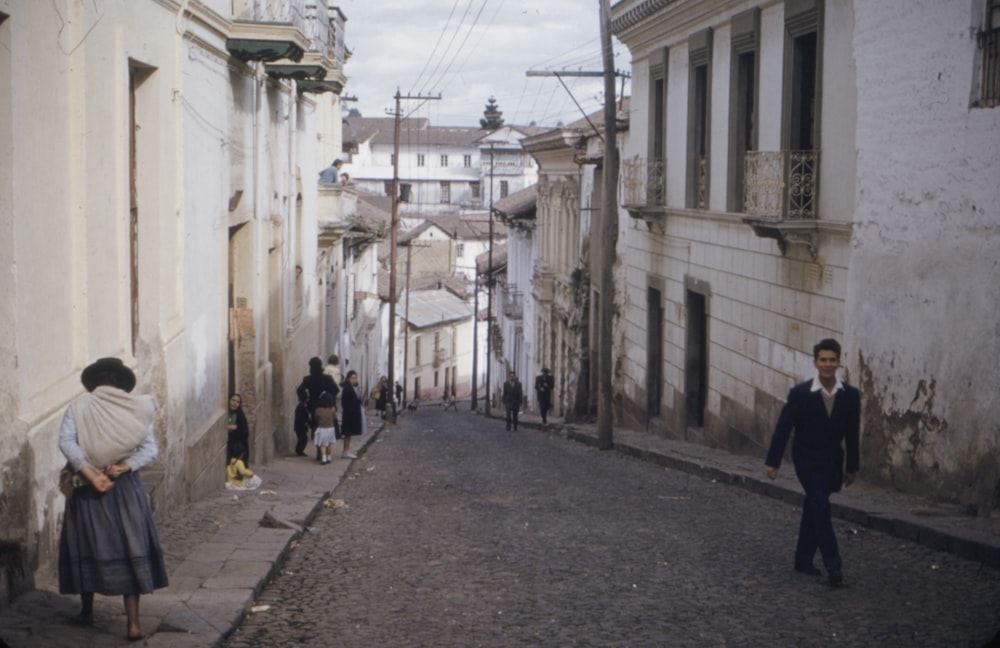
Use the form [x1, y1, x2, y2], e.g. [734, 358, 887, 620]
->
[410, 0, 463, 93]
[422, 0, 491, 96]
[415, 0, 478, 96]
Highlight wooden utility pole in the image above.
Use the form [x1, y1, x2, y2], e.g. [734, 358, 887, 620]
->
[388, 89, 440, 423]
[597, 0, 618, 450]
[485, 143, 495, 416]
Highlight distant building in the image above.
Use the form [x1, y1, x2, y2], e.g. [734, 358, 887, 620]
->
[343, 116, 544, 216]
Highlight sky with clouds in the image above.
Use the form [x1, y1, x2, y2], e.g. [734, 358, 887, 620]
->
[336, 0, 628, 128]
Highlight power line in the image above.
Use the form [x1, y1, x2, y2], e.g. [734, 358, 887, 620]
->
[423, 0, 491, 95]
[410, 0, 463, 93]
[416, 0, 477, 96]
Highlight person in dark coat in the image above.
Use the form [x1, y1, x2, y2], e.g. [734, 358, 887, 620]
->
[226, 393, 250, 463]
[765, 338, 860, 587]
[374, 376, 389, 419]
[297, 357, 339, 459]
[534, 367, 554, 424]
[501, 371, 524, 431]
[293, 392, 311, 457]
[340, 370, 366, 459]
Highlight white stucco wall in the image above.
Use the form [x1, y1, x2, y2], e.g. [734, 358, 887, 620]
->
[846, 0, 1000, 506]
[0, 0, 335, 598]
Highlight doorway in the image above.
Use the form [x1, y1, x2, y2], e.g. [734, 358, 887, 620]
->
[685, 289, 708, 428]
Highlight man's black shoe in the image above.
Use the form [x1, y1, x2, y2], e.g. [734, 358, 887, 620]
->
[828, 570, 844, 587]
[794, 562, 821, 575]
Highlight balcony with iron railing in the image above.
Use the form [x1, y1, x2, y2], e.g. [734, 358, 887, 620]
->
[622, 156, 666, 231]
[254, 2, 346, 94]
[227, 0, 310, 62]
[432, 347, 449, 369]
[502, 288, 524, 320]
[742, 150, 820, 258]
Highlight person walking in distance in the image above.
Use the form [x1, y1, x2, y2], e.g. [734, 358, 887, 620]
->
[765, 338, 860, 587]
[501, 371, 524, 431]
[534, 367, 554, 425]
[340, 370, 366, 460]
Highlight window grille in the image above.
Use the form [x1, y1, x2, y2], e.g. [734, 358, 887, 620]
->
[981, 0, 1000, 106]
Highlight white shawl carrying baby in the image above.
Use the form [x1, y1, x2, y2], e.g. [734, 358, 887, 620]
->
[70, 385, 157, 468]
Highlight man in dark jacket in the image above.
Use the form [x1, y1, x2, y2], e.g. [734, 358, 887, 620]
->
[534, 367, 554, 424]
[765, 338, 860, 587]
[501, 371, 523, 431]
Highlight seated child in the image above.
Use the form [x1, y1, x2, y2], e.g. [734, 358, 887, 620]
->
[225, 442, 262, 490]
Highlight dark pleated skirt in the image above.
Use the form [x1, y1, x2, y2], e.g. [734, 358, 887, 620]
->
[58, 470, 169, 596]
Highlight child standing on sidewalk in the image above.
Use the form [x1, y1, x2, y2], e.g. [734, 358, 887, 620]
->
[313, 392, 337, 464]
[293, 393, 311, 457]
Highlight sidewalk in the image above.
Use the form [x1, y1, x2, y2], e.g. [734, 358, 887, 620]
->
[0, 426, 383, 648]
[2, 407, 998, 647]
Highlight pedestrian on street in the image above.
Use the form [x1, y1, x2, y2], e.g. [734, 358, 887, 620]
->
[313, 391, 338, 465]
[443, 388, 458, 411]
[765, 338, 860, 587]
[373, 376, 389, 419]
[297, 356, 340, 460]
[225, 442, 262, 490]
[293, 392, 311, 457]
[57, 357, 168, 642]
[502, 371, 524, 431]
[340, 370, 366, 459]
[226, 393, 250, 464]
[534, 367, 554, 424]
[324, 354, 343, 386]
[395, 380, 403, 409]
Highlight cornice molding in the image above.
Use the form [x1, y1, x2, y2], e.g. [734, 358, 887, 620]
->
[611, 0, 676, 35]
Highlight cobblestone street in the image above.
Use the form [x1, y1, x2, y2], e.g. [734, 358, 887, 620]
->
[225, 409, 1000, 647]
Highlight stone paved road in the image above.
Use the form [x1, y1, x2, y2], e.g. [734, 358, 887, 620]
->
[225, 408, 1000, 647]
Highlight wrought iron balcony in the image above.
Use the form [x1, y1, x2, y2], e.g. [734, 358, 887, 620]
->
[743, 150, 819, 220]
[742, 150, 820, 258]
[622, 156, 665, 208]
[267, 2, 345, 86]
[503, 289, 523, 320]
[622, 156, 667, 232]
[228, 0, 310, 63]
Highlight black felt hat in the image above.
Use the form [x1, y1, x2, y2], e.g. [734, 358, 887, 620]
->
[80, 357, 136, 393]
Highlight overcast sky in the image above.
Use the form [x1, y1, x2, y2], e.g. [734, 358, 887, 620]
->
[336, 0, 627, 129]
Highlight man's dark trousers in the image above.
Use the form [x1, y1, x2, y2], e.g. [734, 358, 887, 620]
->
[505, 407, 518, 431]
[792, 444, 842, 572]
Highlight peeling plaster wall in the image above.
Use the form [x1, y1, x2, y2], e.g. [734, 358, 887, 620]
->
[846, 0, 1000, 512]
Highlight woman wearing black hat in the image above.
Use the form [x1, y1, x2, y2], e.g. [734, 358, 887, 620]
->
[57, 357, 168, 641]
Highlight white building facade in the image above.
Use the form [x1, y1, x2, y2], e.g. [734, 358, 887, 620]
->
[0, 0, 351, 603]
[611, 0, 1000, 510]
